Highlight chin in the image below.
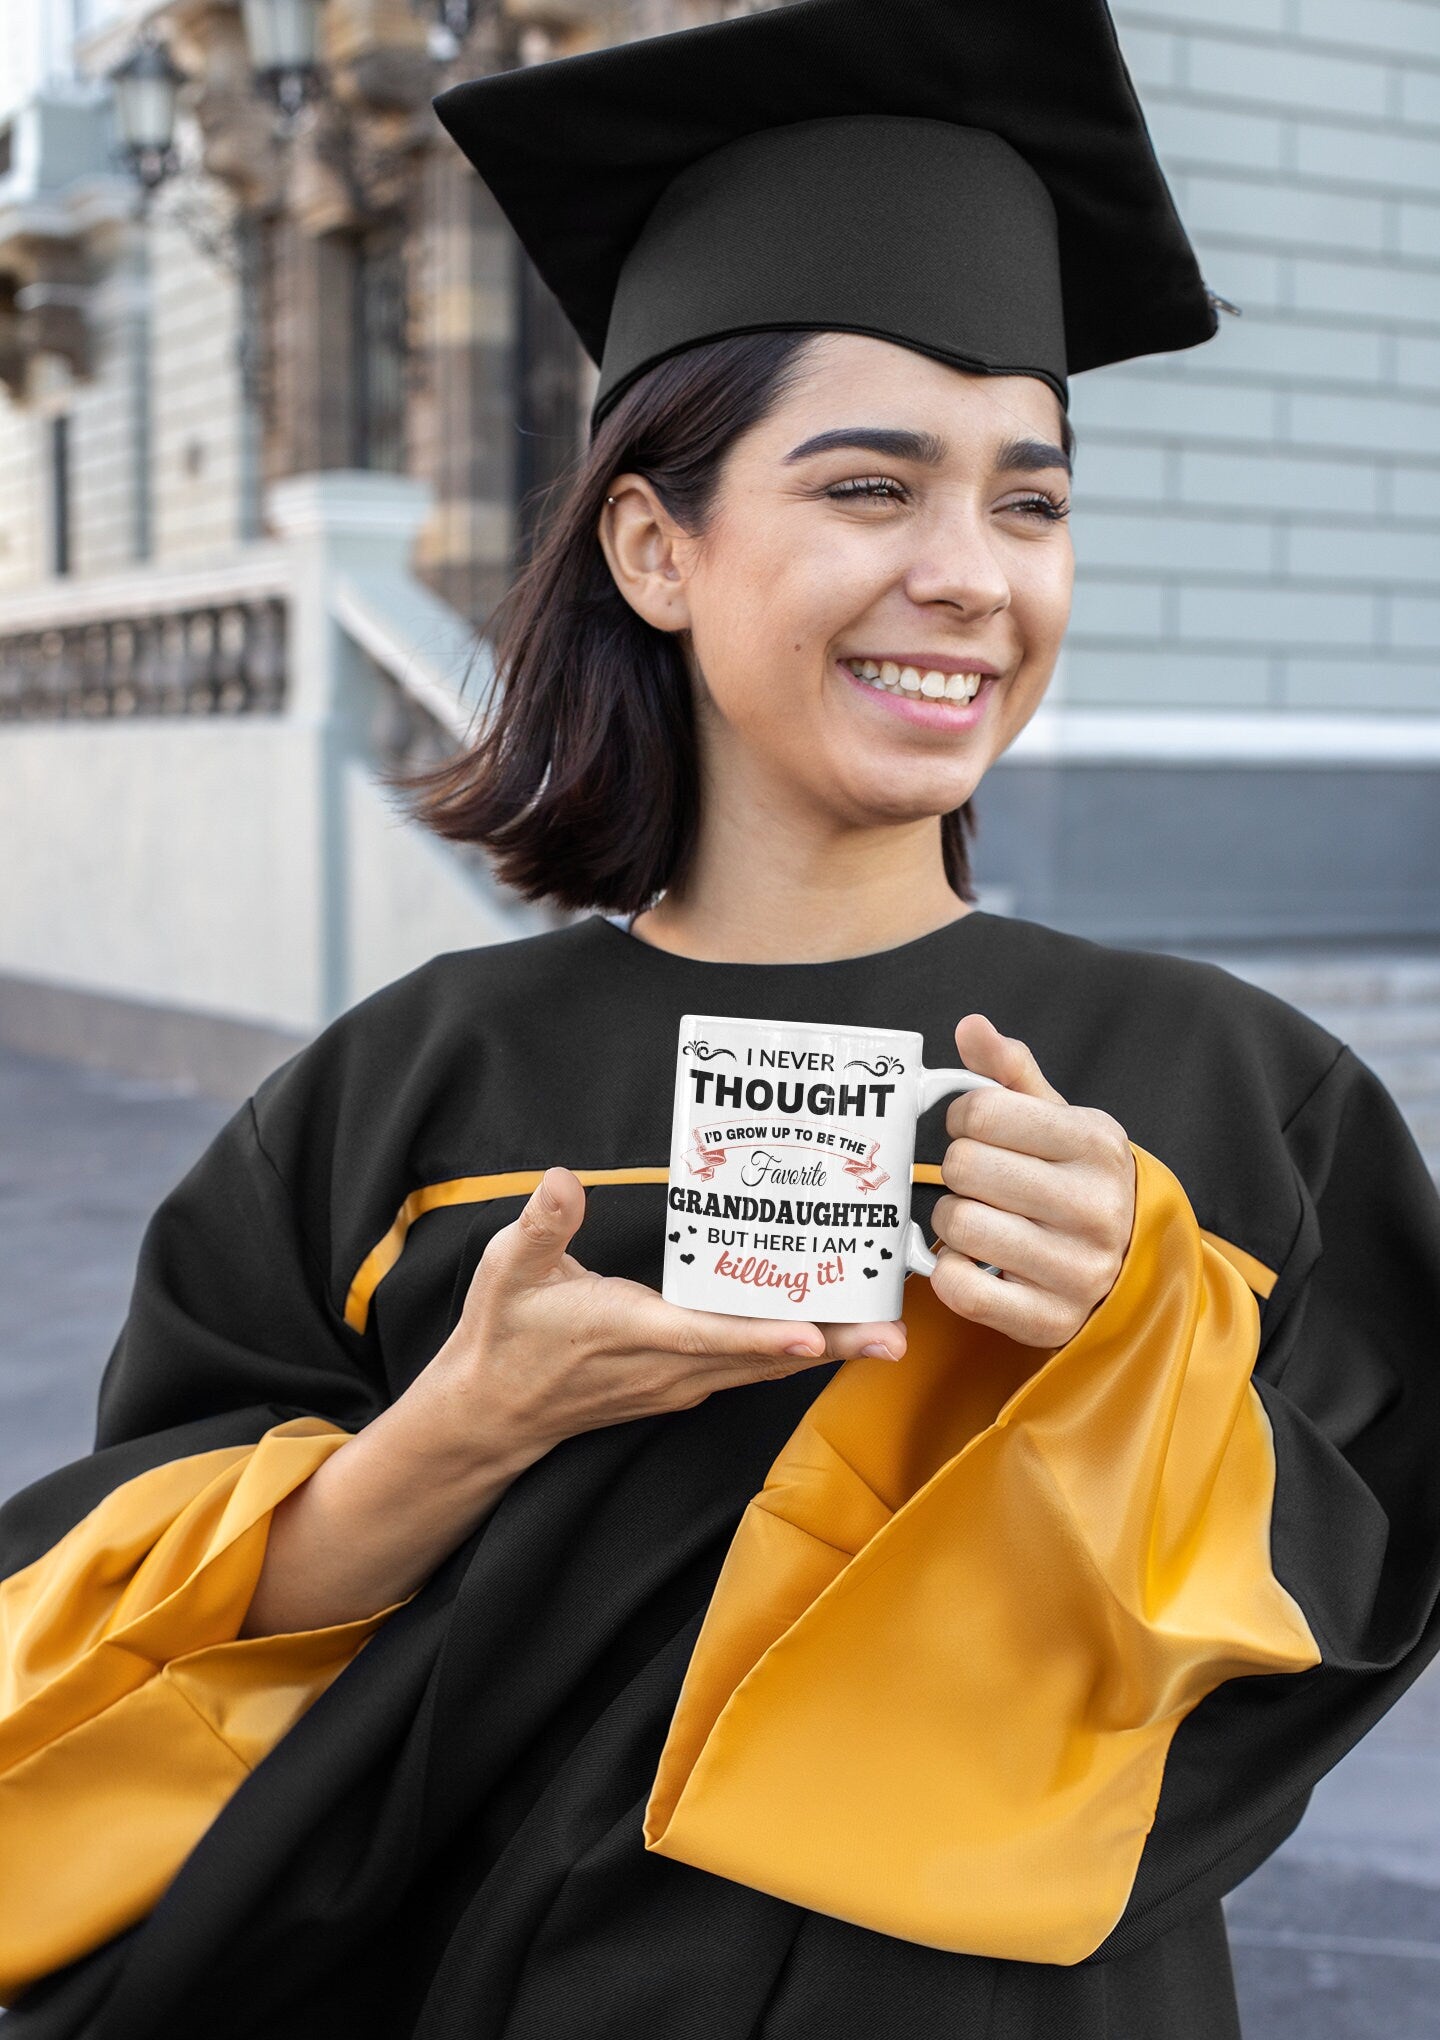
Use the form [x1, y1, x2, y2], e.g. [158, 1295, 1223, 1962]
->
[843, 778, 984, 827]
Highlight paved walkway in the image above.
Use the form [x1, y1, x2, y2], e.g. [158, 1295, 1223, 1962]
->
[1, 1040, 1436, 2036]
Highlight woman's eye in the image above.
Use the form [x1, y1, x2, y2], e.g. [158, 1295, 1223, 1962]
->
[1005, 493, 1070, 522]
[824, 476, 907, 503]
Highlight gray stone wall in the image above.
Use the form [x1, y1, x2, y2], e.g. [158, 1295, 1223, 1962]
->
[1065, 1, 1440, 719]
[968, 2, 1440, 946]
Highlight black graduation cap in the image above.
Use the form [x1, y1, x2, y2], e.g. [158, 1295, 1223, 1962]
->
[433, 0, 1223, 433]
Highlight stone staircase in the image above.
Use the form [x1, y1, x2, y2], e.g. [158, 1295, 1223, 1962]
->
[1165, 948, 1440, 1185]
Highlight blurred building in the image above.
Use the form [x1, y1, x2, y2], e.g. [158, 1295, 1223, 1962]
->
[999, 0, 1440, 948]
[0, 0, 1437, 1089]
[0, 0, 724, 620]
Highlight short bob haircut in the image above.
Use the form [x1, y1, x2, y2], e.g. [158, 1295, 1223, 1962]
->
[387, 329, 1076, 919]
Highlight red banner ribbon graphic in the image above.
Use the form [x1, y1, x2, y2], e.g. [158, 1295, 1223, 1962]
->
[685, 1128, 728, 1180]
[841, 1140, 890, 1194]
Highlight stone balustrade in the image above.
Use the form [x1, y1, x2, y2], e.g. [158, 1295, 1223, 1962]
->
[0, 598, 287, 721]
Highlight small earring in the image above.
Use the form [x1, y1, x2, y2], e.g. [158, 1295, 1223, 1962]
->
[606, 494, 617, 504]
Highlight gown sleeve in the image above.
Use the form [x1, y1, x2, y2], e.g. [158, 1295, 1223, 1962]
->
[0, 1090, 406, 2008]
[643, 1043, 1440, 1965]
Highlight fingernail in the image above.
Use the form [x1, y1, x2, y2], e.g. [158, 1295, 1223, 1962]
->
[860, 1342, 899, 1361]
[785, 1340, 823, 1357]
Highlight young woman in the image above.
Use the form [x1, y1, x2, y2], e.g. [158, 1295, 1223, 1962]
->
[3, 5, 1438, 2037]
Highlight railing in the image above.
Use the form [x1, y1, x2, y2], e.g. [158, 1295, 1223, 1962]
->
[0, 476, 546, 1038]
[0, 601, 288, 721]
[0, 553, 290, 722]
[327, 560, 521, 899]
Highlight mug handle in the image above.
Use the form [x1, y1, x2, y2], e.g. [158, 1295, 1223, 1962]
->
[904, 1066, 1005, 1280]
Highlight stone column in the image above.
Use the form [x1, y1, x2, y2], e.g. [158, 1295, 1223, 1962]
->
[265, 217, 360, 481]
[411, 140, 517, 627]
[266, 468, 433, 1016]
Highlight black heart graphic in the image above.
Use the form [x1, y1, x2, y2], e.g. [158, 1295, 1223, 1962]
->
[679, 1252, 695, 1264]
[687, 1225, 697, 1235]
[880, 1248, 893, 1260]
[668, 1231, 680, 1242]
[863, 1266, 878, 1279]
[863, 1239, 873, 1248]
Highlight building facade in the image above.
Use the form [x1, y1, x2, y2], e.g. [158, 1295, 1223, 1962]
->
[0, 0, 1437, 994]
[993, 0, 1440, 943]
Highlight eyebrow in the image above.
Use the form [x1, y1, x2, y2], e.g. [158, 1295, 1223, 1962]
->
[783, 427, 1072, 479]
[783, 427, 946, 466]
[996, 434, 1073, 479]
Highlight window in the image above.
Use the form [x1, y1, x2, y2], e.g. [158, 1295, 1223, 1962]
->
[50, 414, 71, 577]
[513, 249, 580, 567]
[352, 223, 406, 474]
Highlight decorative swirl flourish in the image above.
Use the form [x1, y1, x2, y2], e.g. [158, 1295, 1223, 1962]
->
[681, 1039, 736, 1061]
[843, 1054, 905, 1076]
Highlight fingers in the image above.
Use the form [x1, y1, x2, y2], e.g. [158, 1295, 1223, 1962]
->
[695, 1323, 907, 1397]
[625, 1289, 829, 1365]
[928, 1247, 1079, 1349]
[944, 1083, 1133, 1178]
[946, 1014, 1075, 1163]
[938, 1126, 1125, 1232]
[952, 1014, 1068, 1107]
[618, 1295, 913, 1381]
[495, 1167, 587, 1280]
[631, 1297, 909, 1370]
[817, 1319, 908, 1364]
[939, 1138, 1076, 1221]
[930, 1192, 1091, 1294]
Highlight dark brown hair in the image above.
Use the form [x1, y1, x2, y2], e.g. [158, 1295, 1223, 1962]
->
[386, 329, 1071, 916]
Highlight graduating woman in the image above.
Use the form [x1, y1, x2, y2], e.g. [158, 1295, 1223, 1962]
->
[3, 2, 1439, 2034]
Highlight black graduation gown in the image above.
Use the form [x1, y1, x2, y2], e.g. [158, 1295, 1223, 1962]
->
[3, 907, 1439, 2040]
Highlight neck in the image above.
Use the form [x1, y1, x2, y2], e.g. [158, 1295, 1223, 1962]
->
[629, 789, 972, 965]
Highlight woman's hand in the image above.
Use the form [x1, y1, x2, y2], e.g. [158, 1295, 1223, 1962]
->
[928, 1014, 1137, 1349]
[243, 1173, 905, 1638]
[429, 1168, 907, 1464]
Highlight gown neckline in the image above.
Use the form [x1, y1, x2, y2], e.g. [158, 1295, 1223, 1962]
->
[583, 906, 996, 981]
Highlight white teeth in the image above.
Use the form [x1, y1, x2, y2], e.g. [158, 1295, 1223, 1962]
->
[846, 660, 989, 702]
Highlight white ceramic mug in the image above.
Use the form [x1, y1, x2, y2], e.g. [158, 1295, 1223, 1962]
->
[662, 1012, 1004, 1323]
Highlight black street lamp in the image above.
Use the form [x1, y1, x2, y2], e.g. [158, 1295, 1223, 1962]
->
[412, 0, 493, 64]
[241, 0, 326, 119]
[108, 34, 187, 193]
[433, 0, 486, 41]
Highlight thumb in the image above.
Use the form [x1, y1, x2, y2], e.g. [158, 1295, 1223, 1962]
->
[953, 1013, 1067, 1105]
[503, 1166, 587, 1279]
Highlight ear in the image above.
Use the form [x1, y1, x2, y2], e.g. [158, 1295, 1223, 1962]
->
[597, 474, 697, 635]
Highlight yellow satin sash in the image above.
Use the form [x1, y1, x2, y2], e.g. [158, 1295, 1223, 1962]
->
[643, 1142, 1321, 1964]
[0, 1417, 406, 2005]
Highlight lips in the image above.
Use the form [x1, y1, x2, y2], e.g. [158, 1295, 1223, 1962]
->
[837, 658, 995, 726]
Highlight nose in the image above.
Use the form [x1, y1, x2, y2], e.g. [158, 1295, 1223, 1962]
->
[901, 509, 1011, 619]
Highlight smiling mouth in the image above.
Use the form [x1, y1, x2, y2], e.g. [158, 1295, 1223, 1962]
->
[839, 658, 992, 702]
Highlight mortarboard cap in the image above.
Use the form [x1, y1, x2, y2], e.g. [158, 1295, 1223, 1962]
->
[433, 0, 1223, 433]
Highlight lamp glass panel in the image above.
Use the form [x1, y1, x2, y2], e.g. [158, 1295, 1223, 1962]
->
[241, 0, 323, 73]
[112, 67, 180, 152]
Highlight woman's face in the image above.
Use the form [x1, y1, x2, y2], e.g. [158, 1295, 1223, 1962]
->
[613, 332, 1073, 836]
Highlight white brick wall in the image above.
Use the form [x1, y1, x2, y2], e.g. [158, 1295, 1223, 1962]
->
[1069, 3, 1440, 715]
[0, 403, 40, 594]
[149, 206, 246, 565]
[69, 265, 143, 577]
[0, 209, 245, 586]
